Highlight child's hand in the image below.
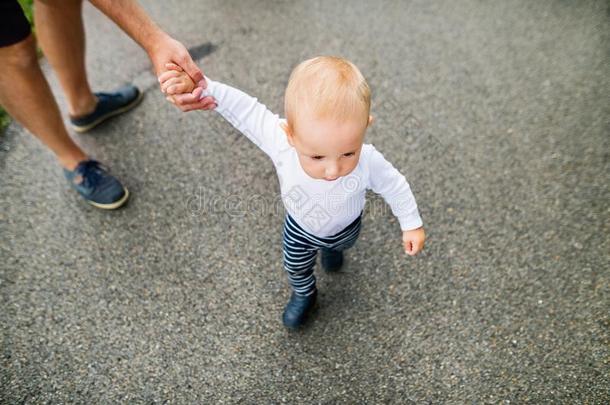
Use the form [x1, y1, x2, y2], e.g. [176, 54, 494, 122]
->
[158, 63, 216, 110]
[402, 227, 425, 256]
[158, 62, 196, 95]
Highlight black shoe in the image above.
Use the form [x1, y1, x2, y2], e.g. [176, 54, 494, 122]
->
[282, 290, 318, 329]
[70, 85, 143, 133]
[321, 249, 344, 272]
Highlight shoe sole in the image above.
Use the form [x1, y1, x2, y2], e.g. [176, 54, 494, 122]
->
[71, 91, 144, 133]
[86, 187, 130, 210]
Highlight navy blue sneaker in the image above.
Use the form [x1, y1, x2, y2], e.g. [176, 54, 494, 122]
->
[321, 249, 344, 272]
[63, 160, 129, 209]
[70, 85, 143, 133]
[282, 290, 318, 329]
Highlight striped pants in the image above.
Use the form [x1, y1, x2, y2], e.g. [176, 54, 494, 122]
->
[282, 213, 363, 297]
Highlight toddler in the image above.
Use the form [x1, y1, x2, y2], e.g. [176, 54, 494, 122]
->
[159, 56, 426, 329]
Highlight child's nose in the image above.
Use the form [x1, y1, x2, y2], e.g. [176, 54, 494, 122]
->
[325, 163, 340, 177]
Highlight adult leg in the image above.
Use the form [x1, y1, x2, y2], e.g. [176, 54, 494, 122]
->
[0, 34, 128, 208]
[0, 35, 86, 170]
[35, 0, 142, 133]
[34, 0, 96, 117]
[0, 1, 128, 208]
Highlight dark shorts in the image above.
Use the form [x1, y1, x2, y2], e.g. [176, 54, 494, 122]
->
[0, 0, 31, 47]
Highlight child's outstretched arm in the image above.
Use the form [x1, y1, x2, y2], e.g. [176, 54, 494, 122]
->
[158, 64, 285, 162]
[367, 146, 426, 256]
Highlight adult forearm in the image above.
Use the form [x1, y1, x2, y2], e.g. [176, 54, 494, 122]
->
[90, 0, 211, 111]
[88, 0, 168, 53]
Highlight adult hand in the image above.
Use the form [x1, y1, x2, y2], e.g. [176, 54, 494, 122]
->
[148, 35, 215, 112]
[88, 0, 215, 112]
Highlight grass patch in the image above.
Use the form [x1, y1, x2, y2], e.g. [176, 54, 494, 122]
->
[1, 0, 35, 133]
[18, 0, 34, 24]
[0, 112, 11, 132]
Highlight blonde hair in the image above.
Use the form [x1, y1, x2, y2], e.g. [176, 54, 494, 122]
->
[284, 56, 371, 129]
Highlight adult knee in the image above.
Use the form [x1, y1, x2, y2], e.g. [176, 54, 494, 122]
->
[2, 35, 39, 71]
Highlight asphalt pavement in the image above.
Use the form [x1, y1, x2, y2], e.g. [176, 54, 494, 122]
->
[1, 0, 608, 402]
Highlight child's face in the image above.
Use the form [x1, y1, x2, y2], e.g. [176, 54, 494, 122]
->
[284, 112, 372, 181]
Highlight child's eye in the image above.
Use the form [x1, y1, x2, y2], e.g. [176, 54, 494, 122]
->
[311, 156, 324, 160]
[343, 152, 355, 157]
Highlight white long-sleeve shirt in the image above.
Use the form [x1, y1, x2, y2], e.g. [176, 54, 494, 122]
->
[204, 78, 423, 237]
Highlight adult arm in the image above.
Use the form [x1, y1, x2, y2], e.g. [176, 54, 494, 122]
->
[88, 0, 214, 111]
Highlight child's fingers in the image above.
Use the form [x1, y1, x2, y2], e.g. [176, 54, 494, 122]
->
[158, 70, 181, 82]
[191, 87, 204, 100]
[160, 77, 185, 93]
[173, 87, 204, 103]
[161, 80, 178, 93]
[158, 70, 182, 85]
[403, 239, 413, 255]
[184, 98, 217, 112]
[165, 82, 186, 96]
[165, 62, 183, 72]
[172, 91, 199, 107]
[198, 96, 217, 110]
[406, 238, 424, 256]
[166, 83, 190, 95]
[404, 238, 424, 256]
[173, 93, 216, 112]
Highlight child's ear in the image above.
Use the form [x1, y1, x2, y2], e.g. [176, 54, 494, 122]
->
[368, 115, 374, 126]
[281, 121, 296, 146]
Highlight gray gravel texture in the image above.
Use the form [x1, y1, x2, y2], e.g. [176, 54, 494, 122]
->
[1, 0, 609, 403]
